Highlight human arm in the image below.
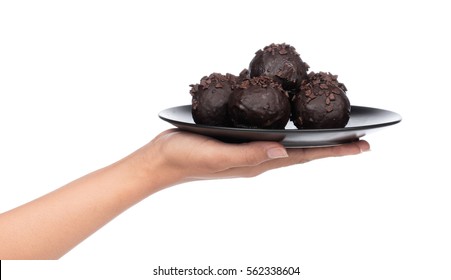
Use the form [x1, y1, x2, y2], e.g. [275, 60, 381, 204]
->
[0, 129, 369, 259]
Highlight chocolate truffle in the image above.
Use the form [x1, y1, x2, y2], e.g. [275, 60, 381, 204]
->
[249, 43, 309, 92]
[190, 73, 238, 126]
[292, 72, 350, 129]
[228, 76, 291, 129]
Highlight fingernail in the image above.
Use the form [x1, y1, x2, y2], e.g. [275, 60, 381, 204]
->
[267, 147, 289, 159]
[360, 144, 371, 153]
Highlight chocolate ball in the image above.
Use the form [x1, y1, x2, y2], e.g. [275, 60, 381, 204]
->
[292, 72, 350, 129]
[249, 43, 309, 92]
[190, 73, 238, 126]
[228, 76, 291, 129]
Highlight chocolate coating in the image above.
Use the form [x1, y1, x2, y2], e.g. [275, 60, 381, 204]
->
[249, 43, 309, 91]
[190, 73, 238, 126]
[292, 72, 350, 129]
[228, 76, 291, 129]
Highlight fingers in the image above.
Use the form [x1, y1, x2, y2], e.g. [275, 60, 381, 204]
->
[220, 140, 369, 170]
[287, 140, 370, 164]
[208, 141, 289, 171]
[210, 140, 370, 178]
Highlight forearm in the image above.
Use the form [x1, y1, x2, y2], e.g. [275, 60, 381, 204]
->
[0, 146, 177, 259]
[0, 129, 369, 259]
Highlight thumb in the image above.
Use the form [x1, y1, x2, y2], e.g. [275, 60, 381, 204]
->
[211, 141, 289, 171]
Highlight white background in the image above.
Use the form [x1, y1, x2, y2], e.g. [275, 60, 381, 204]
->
[1, 0, 450, 279]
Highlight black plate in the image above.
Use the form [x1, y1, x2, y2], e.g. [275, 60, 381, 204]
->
[158, 105, 401, 147]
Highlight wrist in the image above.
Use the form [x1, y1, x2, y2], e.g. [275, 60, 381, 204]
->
[124, 141, 186, 196]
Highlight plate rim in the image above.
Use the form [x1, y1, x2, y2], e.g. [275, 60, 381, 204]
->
[158, 104, 402, 134]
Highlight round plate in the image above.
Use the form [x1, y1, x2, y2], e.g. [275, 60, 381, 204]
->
[158, 105, 401, 147]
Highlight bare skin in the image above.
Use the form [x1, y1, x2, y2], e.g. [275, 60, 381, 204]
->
[0, 129, 370, 259]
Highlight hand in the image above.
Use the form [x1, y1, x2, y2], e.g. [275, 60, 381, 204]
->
[137, 129, 370, 185]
